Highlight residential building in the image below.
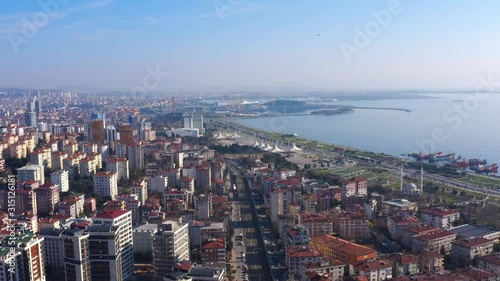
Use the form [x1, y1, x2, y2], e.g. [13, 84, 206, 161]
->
[341, 178, 367, 200]
[50, 170, 69, 192]
[285, 245, 324, 277]
[201, 239, 225, 267]
[270, 188, 284, 228]
[187, 266, 225, 281]
[89, 210, 133, 281]
[451, 237, 494, 261]
[387, 253, 420, 278]
[298, 211, 334, 238]
[400, 225, 439, 248]
[62, 228, 91, 281]
[152, 220, 190, 278]
[387, 216, 420, 240]
[195, 166, 211, 191]
[106, 157, 129, 180]
[18, 165, 45, 185]
[420, 208, 460, 229]
[179, 177, 194, 193]
[147, 175, 168, 192]
[354, 259, 393, 281]
[2, 232, 46, 281]
[412, 231, 457, 254]
[334, 210, 370, 240]
[418, 250, 444, 272]
[128, 142, 144, 171]
[131, 179, 148, 205]
[36, 183, 60, 214]
[194, 194, 212, 220]
[133, 223, 158, 255]
[284, 225, 311, 246]
[93, 172, 118, 199]
[478, 252, 500, 275]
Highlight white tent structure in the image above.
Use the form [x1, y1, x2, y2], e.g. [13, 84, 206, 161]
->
[232, 131, 241, 138]
[259, 142, 268, 149]
[270, 144, 284, 153]
[263, 143, 273, 151]
[214, 132, 225, 139]
[253, 141, 261, 147]
[289, 143, 303, 152]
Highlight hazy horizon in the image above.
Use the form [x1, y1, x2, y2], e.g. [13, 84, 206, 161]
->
[2, 0, 500, 93]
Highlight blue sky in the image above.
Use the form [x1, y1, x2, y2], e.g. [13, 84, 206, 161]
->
[0, 0, 499, 93]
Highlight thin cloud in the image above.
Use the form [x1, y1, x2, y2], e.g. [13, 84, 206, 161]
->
[196, 1, 265, 20]
[0, 0, 114, 34]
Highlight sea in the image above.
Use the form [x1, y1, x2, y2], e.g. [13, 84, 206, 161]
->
[235, 93, 500, 165]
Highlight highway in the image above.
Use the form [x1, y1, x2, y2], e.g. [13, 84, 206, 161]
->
[228, 161, 271, 281]
[211, 118, 500, 204]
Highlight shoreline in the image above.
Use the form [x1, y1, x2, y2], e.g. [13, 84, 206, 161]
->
[209, 118, 500, 201]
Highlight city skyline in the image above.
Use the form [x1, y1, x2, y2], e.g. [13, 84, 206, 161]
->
[1, 0, 500, 93]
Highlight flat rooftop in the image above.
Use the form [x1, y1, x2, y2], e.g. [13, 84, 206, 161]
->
[449, 224, 500, 238]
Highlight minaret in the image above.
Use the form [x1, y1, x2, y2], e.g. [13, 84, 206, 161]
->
[420, 163, 424, 193]
[400, 162, 404, 193]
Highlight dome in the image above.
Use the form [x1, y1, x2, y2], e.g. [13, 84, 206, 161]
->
[405, 183, 418, 191]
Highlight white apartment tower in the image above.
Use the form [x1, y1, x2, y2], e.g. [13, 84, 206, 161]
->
[152, 221, 190, 279]
[93, 172, 118, 199]
[51, 170, 69, 192]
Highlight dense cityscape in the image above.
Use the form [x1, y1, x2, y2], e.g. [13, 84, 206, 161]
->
[0, 90, 497, 281]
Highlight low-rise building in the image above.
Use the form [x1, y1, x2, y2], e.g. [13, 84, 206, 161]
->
[420, 207, 460, 229]
[418, 250, 444, 272]
[311, 235, 377, 265]
[451, 237, 494, 261]
[354, 259, 393, 281]
[201, 239, 225, 267]
[478, 252, 500, 275]
[412, 231, 457, 254]
[387, 216, 420, 240]
[387, 253, 420, 278]
[285, 245, 324, 277]
[284, 224, 311, 246]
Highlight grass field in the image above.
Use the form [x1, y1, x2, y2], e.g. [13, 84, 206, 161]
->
[459, 174, 500, 189]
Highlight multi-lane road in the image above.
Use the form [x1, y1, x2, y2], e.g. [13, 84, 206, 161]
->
[212, 118, 500, 203]
[228, 161, 271, 281]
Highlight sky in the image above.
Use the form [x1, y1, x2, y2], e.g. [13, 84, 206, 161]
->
[1, 0, 500, 93]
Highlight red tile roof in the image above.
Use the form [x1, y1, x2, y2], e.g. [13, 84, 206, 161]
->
[421, 208, 460, 217]
[94, 210, 129, 219]
[201, 239, 225, 249]
[452, 237, 493, 248]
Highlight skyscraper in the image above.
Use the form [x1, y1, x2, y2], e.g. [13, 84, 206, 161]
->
[128, 142, 144, 171]
[27, 98, 36, 112]
[90, 120, 105, 143]
[35, 98, 42, 115]
[118, 124, 134, 145]
[24, 112, 37, 127]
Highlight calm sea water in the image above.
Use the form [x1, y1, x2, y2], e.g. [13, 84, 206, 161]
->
[236, 93, 500, 165]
